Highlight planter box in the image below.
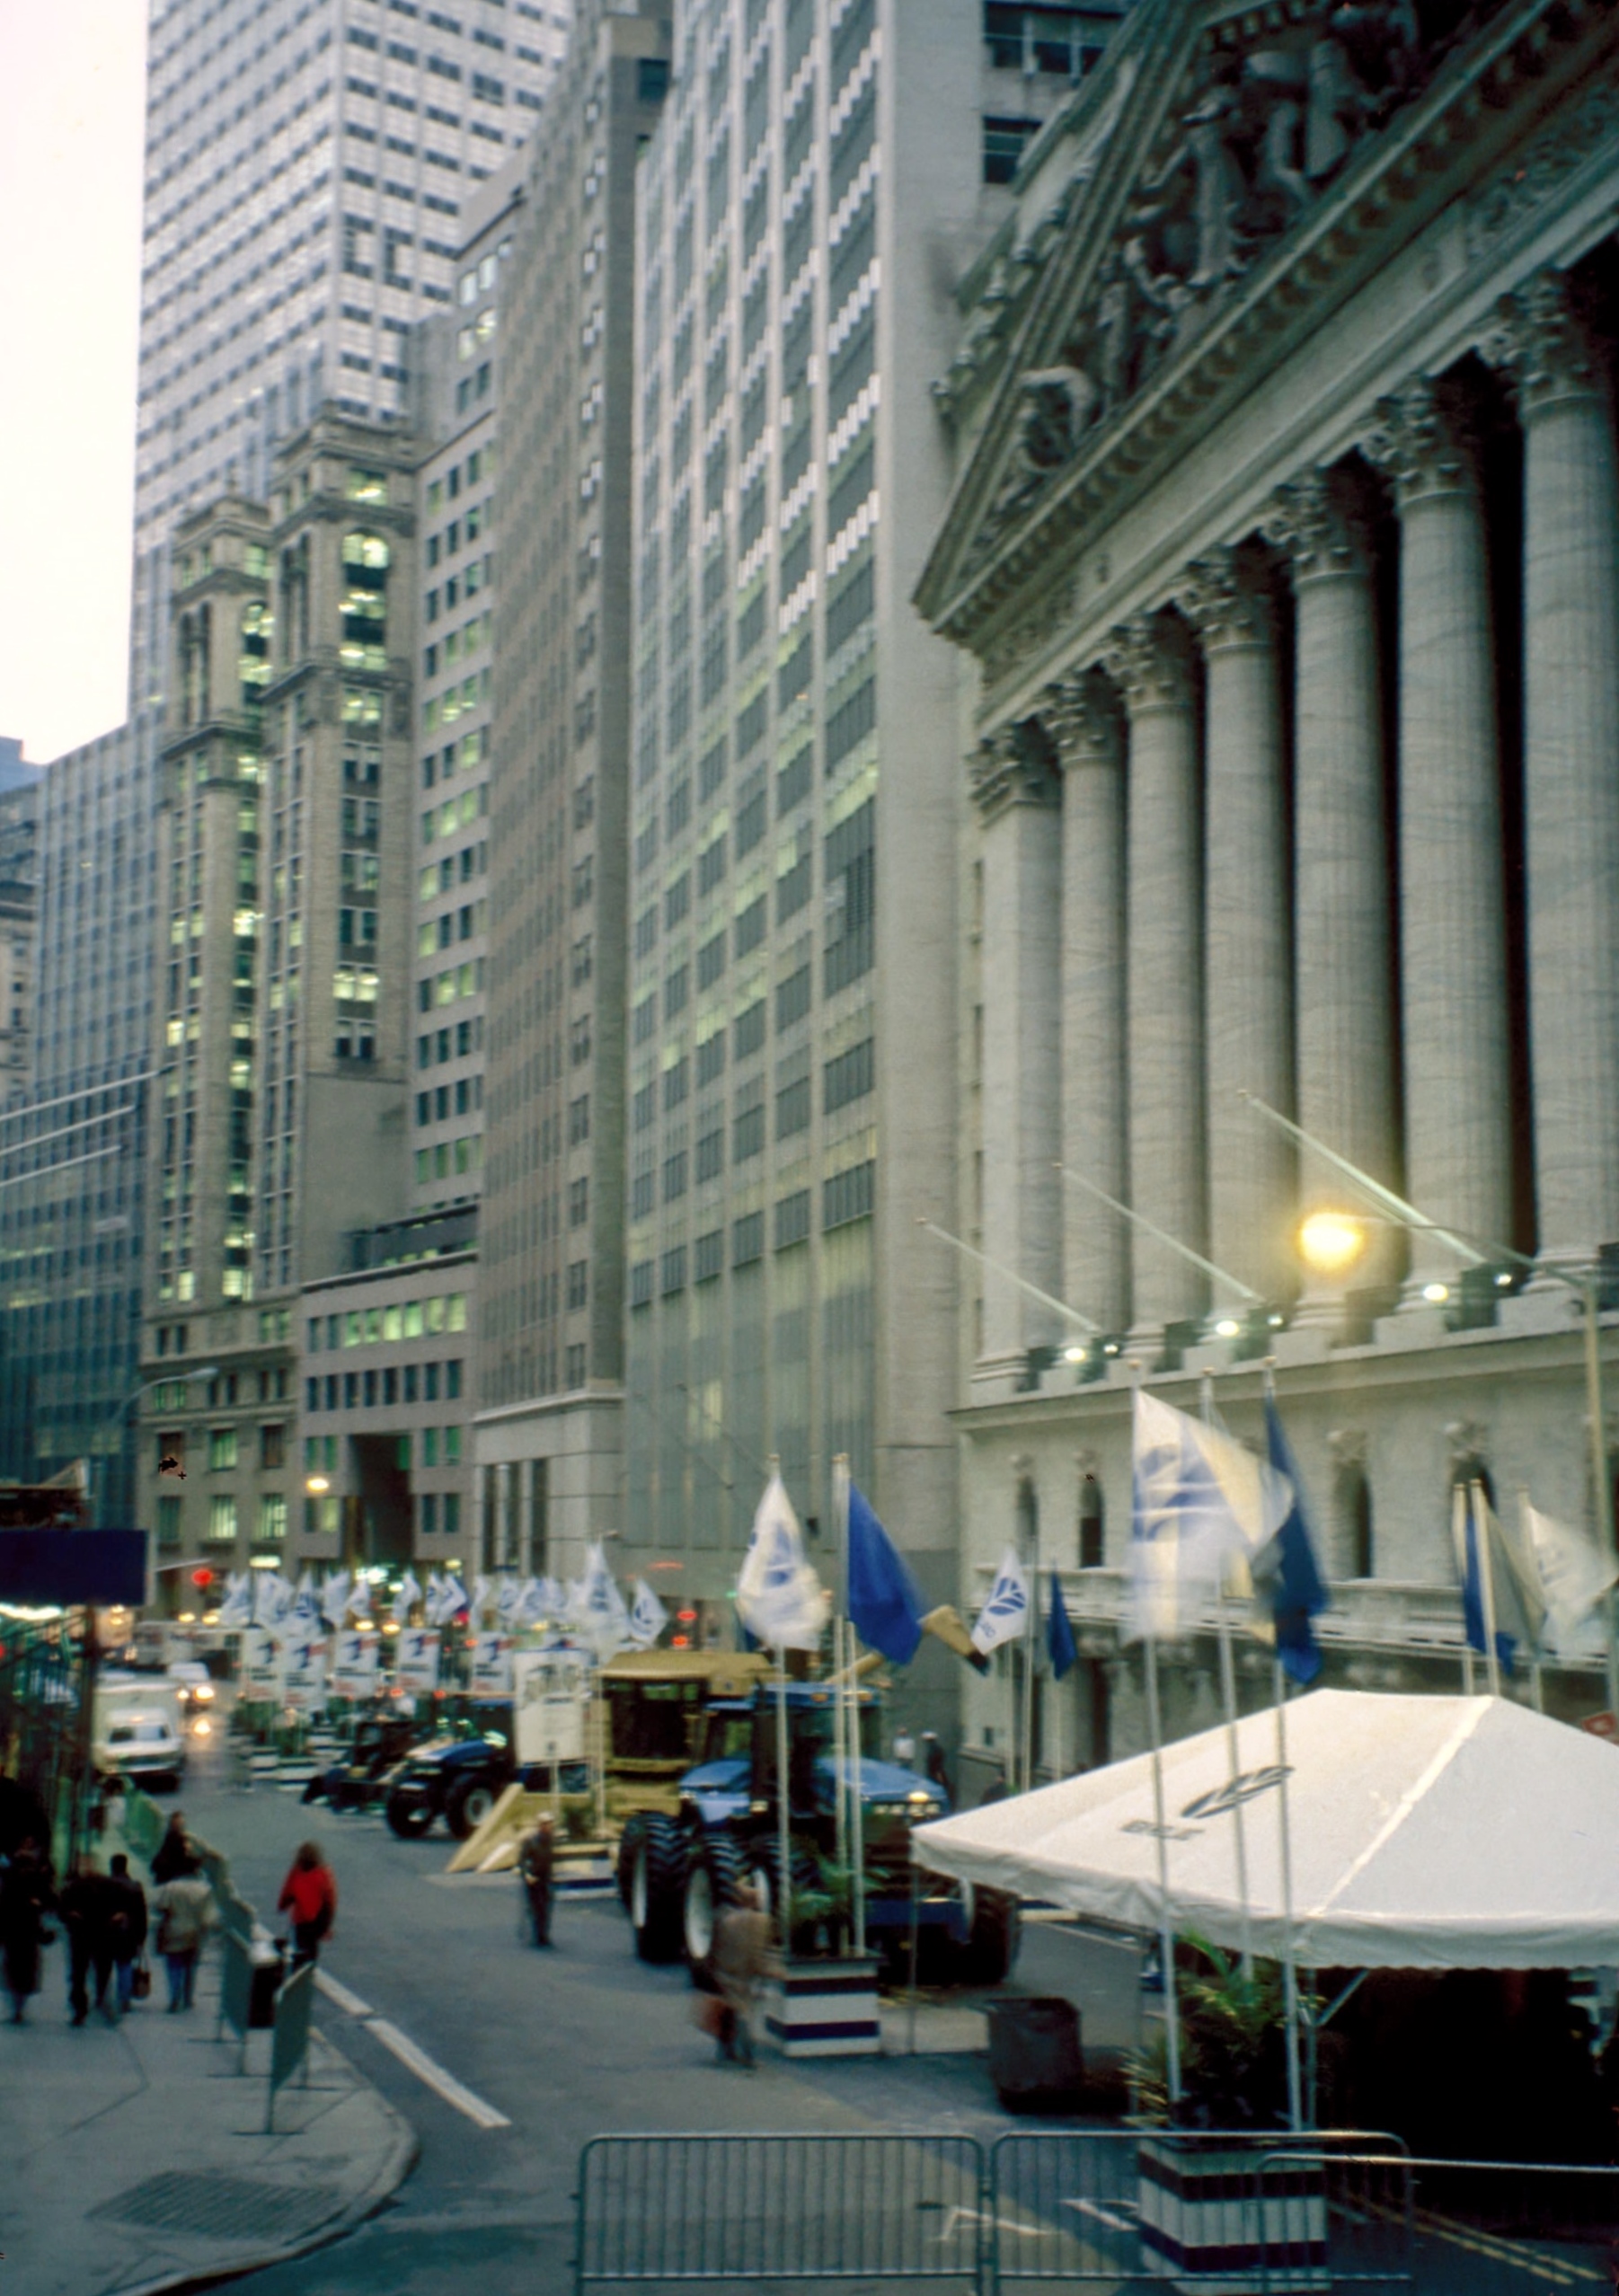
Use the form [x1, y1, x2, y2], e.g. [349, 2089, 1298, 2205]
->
[1137, 2135, 1327, 2293]
[765, 1956, 882, 2057]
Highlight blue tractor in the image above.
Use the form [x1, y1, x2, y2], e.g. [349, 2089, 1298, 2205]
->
[618, 1680, 1018, 1988]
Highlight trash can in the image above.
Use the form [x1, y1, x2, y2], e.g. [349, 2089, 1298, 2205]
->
[986, 1995, 1083, 2110]
[248, 1942, 286, 2028]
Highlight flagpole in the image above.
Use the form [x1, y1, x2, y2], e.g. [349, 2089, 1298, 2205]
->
[1455, 1483, 1476, 1695]
[1203, 1369, 1254, 1981]
[1261, 1365, 1305, 2134]
[1473, 1479, 1502, 1699]
[833, 1454, 859, 1958]
[1131, 1364, 1181, 2110]
[1518, 1491, 1546, 1713]
[767, 1454, 794, 1956]
[1022, 1511, 1039, 1795]
[1050, 1572, 1063, 1784]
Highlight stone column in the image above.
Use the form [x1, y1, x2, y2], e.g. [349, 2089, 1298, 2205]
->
[1265, 470, 1398, 1312]
[1180, 548, 1294, 1304]
[1043, 671, 1128, 1333]
[1367, 379, 1512, 1286]
[1493, 275, 1619, 1266]
[1107, 614, 1206, 1335]
[970, 724, 1064, 1382]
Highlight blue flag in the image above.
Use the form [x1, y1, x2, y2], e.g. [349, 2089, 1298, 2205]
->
[847, 1480, 925, 1665]
[1263, 1397, 1329, 1685]
[1455, 1488, 1524, 1679]
[1047, 1568, 1076, 1680]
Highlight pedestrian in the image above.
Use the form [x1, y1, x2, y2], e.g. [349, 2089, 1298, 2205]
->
[150, 1811, 194, 1885]
[518, 1817, 554, 1947]
[892, 1724, 916, 1768]
[277, 1841, 337, 1968]
[60, 1859, 118, 2026]
[106, 1854, 148, 2015]
[711, 1880, 777, 2070]
[921, 1731, 951, 1801]
[0, 1837, 57, 2026]
[153, 1856, 214, 2011]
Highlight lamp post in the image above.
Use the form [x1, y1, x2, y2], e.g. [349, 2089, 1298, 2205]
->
[1244, 1091, 1619, 1726]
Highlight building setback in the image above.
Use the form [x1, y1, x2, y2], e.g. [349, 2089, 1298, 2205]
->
[475, 0, 671, 1579]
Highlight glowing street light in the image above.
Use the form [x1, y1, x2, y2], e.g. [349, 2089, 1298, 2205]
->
[1296, 1209, 1369, 1277]
[305, 1474, 330, 1495]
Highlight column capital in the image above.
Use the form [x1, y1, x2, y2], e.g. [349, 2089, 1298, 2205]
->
[1040, 669, 1121, 773]
[1262, 468, 1372, 581]
[1177, 546, 1277, 652]
[1485, 269, 1608, 418]
[1102, 613, 1193, 713]
[1362, 376, 1482, 505]
[969, 720, 1059, 822]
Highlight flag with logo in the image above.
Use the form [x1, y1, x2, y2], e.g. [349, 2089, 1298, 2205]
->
[1126, 1389, 1294, 1641]
[1047, 1567, 1077, 1680]
[319, 1570, 352, 1630]
[627, 1577, 669, 1648]
[1522, 1500, 1618, 1653]
[469, 1631, 514, 1696]
[332, 1629, 378, 1699]
[395, 1627, 441, 1691]
[282, 1633, 329, 1712]
[391, 1568, 423, 1628]
[847, 1481, 925, 1665]
[290, 1570, 323, 1629]
[1259, 1396, 1330, 1685]
[1455, 1487, 1544, 1677]
[218, 1572, 253, 1630]
[348, 1576, 373, 1621]
[971, 1547, 1031, 1656]
[431, 1572, 469, 1626]
[253, 1568, 294, 1630]
[573, 1543, 633, 1659]
[241, 1625, 284, 1697]
[736, 1472, 830, 1652]
[496, 1574, 525, 1629]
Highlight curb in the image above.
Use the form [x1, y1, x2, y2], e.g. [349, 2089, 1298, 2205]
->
[107, 2028, 420, 2296]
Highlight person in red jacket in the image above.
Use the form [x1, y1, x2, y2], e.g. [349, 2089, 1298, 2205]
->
[278, 1841, 338, 1969]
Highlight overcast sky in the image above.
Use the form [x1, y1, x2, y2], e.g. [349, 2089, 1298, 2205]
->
[0, 5, 147, 765]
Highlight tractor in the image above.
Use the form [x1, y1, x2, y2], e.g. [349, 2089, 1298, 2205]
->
[620, 1678, 1019, 1989]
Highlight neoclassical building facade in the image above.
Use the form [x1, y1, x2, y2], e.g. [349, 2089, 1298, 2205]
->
[917, 0, 1619, 1781]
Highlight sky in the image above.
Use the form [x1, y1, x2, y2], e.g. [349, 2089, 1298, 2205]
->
[0, 4, 148, 766]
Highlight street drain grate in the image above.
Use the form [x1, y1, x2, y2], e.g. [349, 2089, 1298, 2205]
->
[90, 2172, 345, 2242]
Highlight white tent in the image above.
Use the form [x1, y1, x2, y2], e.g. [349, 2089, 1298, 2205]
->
[912, 1690, 1619, 1971]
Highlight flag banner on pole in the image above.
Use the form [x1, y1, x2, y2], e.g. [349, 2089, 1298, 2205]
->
[1261, 1398, 1329, 1685]
[218, 1571, 253, 1629]
[628, 1576, 669, 1648]
[319, 1570, 352, 1631]
[242, 1626, 284, 1698]
[470, 1573, 494, 1626]
[431, 1572, 468, 1626]
[847, 1480, 925, 1664]
[1126, 1390, 1294, 1641]
[348, 1576, 373, 1621]
[391, 1568, 422, 1627]
[735, 1471, 830, 1651]
[468, 1631, 514, 1696]
[495, 1574, 524, 1628]
[971, 1546, 1031, 1656]
[331, 1629, 378, 1699]
[1048, 1568, 1077, 1680]
[290, 1570, 323, 1629]
[253, 1569, 294, 1629]
[1522, 1501, 1619, 1651]
[920, 1603, 994, 1674]
[574, 1541, 633, 1658]
[1455, 1493, 1535, 1677]
[395, 1628, 441, 1692]
[282, 1633, 329, 1712]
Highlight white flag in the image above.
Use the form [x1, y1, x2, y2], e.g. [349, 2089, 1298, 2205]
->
[1523, 1501, 1619, 1650]
[434, 1571, 469, 1626]
[349, 1576, 373, 1620]
[1127, 1389, 1293, 1641]
[496, 1574, 524, 1626]
[291, 1569, 323, 1629]
[254, 1568, 293, 1629]
[627, 1576, 669, 1649]
[470, 1573, 495, 1626]
[514, 1576, 548, 1626]
[735, 1473, 829, 1652]
[391, 1568, 423, 1627]
[971, 1546, 1031, 1655]
[321, 1569, 353, 1629]
[573, 1542, 633, 1658]
[218, 1572, 252, 1629]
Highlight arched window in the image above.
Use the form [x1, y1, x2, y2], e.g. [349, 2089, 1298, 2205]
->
[341, 532, 390, 671]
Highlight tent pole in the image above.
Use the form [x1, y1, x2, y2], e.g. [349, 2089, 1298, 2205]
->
[1473, 1479, 1502, 1700]
[1023, 1514, 1039, 1794]
[1454, 1483, 1476, 1694]
[1144, 1630, 1181, 2107]
[1204, 1370, 1253, 1981]
[833, 1456, 850, 1956]
[1273, 1657, 1304, 2133]
[1517, 1491, 1546, 1714]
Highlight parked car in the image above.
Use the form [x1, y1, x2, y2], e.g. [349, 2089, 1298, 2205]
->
[167, 1660, 217, 1709]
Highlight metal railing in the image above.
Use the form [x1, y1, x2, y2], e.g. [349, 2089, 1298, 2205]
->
[574, 2132, 985, 2290]
[1400, 2156, 1618, 2296]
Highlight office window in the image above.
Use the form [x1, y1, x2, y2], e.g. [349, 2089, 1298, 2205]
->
[207, 1495, 238, 1544]
[258, 1493, 288, 1543]
[208, 1426, 237, 1472]
[260, 1422, 286, 1470]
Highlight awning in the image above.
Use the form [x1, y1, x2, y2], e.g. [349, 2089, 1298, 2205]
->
[911, 1690, 1619, 1970]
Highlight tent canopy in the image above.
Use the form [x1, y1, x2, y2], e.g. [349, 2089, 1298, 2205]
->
[912, 1690, 1619, 1971]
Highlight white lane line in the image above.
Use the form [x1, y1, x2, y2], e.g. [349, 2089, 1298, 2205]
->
[365, 2016, 511, 2130]
[314, 1969, 376, 2019]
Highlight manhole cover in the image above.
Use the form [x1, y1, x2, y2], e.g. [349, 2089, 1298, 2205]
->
[90, 2172, 345, 2242]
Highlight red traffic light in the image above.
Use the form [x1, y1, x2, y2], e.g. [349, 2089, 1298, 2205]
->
[190, 1568, 214, 1589]
[677, 1609, 697, 1623]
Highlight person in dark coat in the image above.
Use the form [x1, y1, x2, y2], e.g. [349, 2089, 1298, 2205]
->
[106, 1853, 148, 2015]
[0, 1838, 58, 2024]
[60, 1859, 118, 2026]
[150, 1812, 194, 1885]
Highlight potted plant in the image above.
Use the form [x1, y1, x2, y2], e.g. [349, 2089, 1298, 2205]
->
[764, 1850, 883, 2059]
[1127, 1935, 1326, 2292]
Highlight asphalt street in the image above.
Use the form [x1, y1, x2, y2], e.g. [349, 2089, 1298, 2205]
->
[173, 1729, 1141, 2293]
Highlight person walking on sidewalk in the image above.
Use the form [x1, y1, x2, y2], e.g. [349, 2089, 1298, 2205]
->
[60, 1859, 117, 2026]
[711, 1881, 778, 2069]
[0, 1838, 57, 2026]
[278, 1841, 337, 1969]
[153, 1857, 214, 2011]
[150, 1812, 195, 1886]
[106, 1854, 148, 2015]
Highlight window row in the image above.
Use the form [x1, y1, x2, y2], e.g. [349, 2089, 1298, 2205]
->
[305, 1357, 464, 1411]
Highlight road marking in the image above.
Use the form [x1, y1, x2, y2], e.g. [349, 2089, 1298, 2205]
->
[365, 2017, 511, 2130]
[314, 1969, 375, 2019]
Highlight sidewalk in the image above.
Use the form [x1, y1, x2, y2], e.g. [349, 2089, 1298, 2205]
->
[0, 1946, 417, 2296]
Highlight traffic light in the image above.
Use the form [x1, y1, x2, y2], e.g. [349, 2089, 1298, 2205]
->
[191, 1568, 214, 1589]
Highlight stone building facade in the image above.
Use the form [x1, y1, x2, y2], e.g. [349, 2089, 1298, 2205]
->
[917, 0, 1619, 1788]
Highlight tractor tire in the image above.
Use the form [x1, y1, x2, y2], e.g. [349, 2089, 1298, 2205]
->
[446, 1775, 500, 1841]
[682, 1833, 749, 1989]
[952, 1883, 1021, 1987]
[385, 1788, 438, 1839]
[630, 1812, 686, 1963]
[617, 1815, 647, 1910]
[746, 1838, 823, 1957]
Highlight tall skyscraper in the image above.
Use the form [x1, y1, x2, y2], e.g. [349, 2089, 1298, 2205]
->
[617, 0, 1017, 1677]
[0, 747, 41, 1110]
[474, 0, 670, 1571]
[129, 0, 567, 721]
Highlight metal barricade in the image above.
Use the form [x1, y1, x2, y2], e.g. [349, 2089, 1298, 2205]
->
[1401, 2156, 1619, 2295]
[574, 2132, 986, 2292]
[265, 1958, 315, 2133]
[1256, 2144, 1414, 2294]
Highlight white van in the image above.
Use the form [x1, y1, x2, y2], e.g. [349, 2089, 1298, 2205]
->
[93, 1676, 187, 1790]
